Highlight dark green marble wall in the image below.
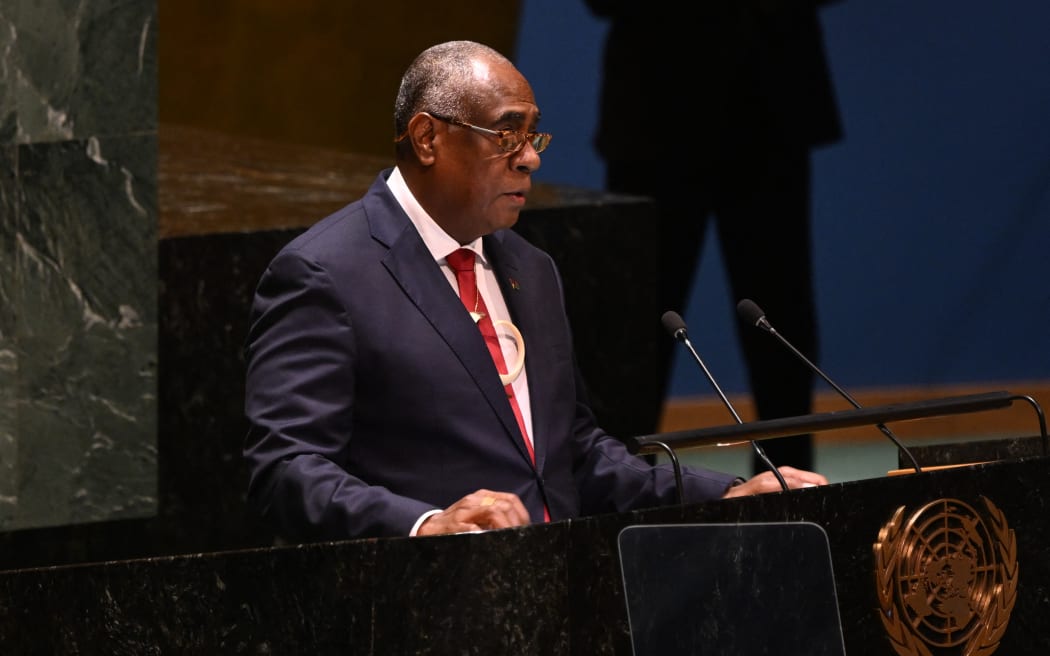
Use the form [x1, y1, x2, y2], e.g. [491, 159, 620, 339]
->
[0, 0, 157, 531]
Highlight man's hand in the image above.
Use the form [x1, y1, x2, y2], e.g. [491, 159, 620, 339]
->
[416, 489, 531, 536]
[722, 466, 829, 499]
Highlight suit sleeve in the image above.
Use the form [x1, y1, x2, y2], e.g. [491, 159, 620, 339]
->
[569, 392, 740, 515]
[242, 249, 435, 540]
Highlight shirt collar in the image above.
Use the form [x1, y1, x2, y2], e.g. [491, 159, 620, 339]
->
[386, 167, 485, 264]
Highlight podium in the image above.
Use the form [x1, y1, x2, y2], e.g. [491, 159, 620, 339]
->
[1, 455, 1048, 654]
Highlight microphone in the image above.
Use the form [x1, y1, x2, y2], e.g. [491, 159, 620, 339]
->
[736, 298, 922, 474]
[661, 310, 789, 491]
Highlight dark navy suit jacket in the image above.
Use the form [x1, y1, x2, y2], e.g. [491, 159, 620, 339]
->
[243, 170, 736, 540]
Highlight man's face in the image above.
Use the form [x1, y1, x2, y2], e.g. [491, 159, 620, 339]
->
[429, 59, 544, 244]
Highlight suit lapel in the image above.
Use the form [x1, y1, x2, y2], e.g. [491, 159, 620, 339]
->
[485, 234, 551, 470]
[376, 214, 530, 461]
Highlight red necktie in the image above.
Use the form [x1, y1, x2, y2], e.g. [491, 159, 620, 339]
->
[447, 249, 550, 522]
[446, 249, 536, 463]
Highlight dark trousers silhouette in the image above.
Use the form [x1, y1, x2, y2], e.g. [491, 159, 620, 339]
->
[606, 141, 817, 473]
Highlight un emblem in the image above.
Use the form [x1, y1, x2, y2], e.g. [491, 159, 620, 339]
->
[873, 497, 1018, 655]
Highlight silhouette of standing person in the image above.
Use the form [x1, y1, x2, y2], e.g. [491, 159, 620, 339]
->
[585, 1, 843, 472]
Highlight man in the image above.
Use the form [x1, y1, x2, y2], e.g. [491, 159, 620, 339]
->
[242, 40, 826, 542]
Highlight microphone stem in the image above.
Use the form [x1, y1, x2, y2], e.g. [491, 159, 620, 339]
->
[749, 441, 788, 490]
[682, 339, 742, 424]
[647, 440, 684, 506]
[681, 336, 789, 491]
[768, 327, 853, 404]
[768, 327, 922, 474]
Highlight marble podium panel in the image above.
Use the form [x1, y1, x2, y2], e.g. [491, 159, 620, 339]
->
[1, 457, 1047, 654]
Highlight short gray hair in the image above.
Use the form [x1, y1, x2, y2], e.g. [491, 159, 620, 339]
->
[393, 40, 510, 142]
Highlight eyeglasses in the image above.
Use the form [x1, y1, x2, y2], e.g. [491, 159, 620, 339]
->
[428, 112, 552, 154]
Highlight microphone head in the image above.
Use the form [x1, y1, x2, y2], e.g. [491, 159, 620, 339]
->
[661, 310, 688, 341]
[736, 298, 766, 327]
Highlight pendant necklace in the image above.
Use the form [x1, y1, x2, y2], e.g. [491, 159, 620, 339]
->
[470, 287, 486, 323]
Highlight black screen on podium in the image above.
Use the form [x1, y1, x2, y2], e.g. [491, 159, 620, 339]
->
[618, 522, 846, 656]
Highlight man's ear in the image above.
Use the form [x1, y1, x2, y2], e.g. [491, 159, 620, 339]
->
[405, 113, 438, 166]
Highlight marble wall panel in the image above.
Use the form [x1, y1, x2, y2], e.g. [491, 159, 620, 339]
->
[0, 146, 17, 525]
[0, 0, 157, 532]
[0, 0, 156, 143]
[3, 134, 158, 530]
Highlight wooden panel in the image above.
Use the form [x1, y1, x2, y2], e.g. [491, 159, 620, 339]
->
[158, 1, 521, 157]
